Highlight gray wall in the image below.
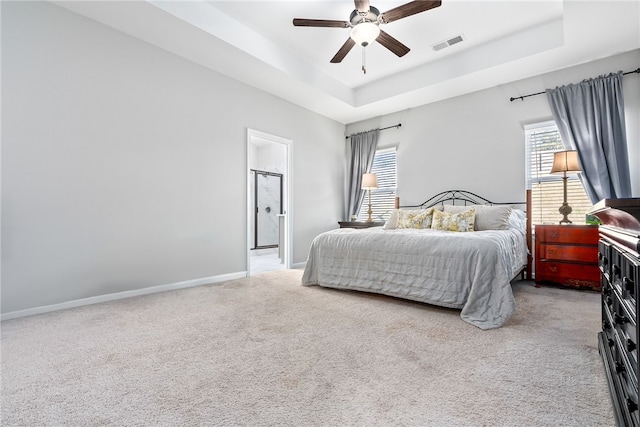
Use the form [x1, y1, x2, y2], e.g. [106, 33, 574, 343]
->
[346, 50, 640, 206]
[1, 1, 345, 314]
[3, 1, 638, 316]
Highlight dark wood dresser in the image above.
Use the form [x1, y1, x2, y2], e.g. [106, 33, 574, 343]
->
[534, 224, 600, 290]
[338, 221, 384, 229]
[590, 198, 640, 427]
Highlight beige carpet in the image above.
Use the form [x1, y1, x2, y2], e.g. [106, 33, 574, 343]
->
[1, 270, 613, 426]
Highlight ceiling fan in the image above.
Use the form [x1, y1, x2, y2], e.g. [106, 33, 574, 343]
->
[293, 0, 442, 72]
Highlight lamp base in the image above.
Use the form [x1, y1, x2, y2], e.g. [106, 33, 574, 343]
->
[367, 203, 373, 222]
[559, 203, 573, 224]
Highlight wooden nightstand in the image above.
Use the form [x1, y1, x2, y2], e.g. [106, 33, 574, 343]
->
[338, 221, 384, 229]
[534, 224, 600, 290]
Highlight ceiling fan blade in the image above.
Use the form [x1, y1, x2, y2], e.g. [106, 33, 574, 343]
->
[354, 0, 370, 13]
[376, 30, 410, 57]
[293, 18, 350, 28]
[330, 38, 356, 63]
[380, 0, 442, 24]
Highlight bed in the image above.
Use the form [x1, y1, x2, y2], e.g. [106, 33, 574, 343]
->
[301, 190, 530, 330]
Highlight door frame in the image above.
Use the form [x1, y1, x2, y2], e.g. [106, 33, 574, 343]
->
[246, 128, 292, 275]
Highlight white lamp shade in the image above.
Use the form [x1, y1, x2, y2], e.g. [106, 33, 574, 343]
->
[361, 173, 378, 189]
[550, 150, 581, 173]
[350, 22, 380, 46]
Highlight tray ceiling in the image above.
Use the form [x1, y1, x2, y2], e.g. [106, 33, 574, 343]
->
[53, 1, 640, 124]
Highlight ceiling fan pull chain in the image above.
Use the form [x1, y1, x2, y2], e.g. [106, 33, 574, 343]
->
[362, 47, 367, 74]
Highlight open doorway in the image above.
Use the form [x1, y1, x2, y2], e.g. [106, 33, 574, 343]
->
[246, 129, 292, 275]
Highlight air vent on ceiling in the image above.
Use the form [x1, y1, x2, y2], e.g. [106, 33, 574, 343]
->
[432, 34, 465, 52]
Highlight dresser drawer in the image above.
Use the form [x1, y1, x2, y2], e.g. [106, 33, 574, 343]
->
[535, 261, 600, 288]
[599, 239, 612, 279]
[600, 331, 640, 427]
[613, 334, 640, 425]
[617, 354, 640, 425]
[611, 295, 639, 376]
[605, 293, 640, 424]
[537, 225, 599, 244]
[537, 244, 598, 263]
[604, 296, 618, 344]
[621, 252, 640, 308]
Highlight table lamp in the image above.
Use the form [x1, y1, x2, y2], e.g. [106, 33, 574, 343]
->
[361, 173, 378, 222]
[550, 150, 582, 224]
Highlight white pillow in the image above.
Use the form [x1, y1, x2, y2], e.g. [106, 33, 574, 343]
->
[443, 204, 512, 231]
[383, 209, 399, 229]
[508, 209, 527, 232]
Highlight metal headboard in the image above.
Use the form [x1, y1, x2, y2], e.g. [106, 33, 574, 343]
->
[399, 190, 525, 209]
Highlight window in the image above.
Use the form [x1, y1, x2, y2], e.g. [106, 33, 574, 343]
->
[525, 121, 592, 227]
[357, 147, 397, 221]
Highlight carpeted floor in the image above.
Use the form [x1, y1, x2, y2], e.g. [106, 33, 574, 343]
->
[1, 269, 613, 426]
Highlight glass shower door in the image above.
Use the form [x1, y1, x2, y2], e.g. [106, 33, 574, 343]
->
[253, 170, 283, 249]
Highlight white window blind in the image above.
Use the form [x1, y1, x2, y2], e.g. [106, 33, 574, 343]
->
[358, 147, 397, 221]
[525, 121, 592, 227]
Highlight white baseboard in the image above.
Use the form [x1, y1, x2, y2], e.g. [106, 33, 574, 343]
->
[292, 261, 306, 270]
[1, 271, 247, 321]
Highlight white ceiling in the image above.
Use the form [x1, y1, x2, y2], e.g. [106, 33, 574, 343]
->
[54, 0, 640, 124]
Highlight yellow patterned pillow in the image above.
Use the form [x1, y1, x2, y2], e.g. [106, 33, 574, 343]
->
[431, 208, 475, 232]
[396, 208, 435, 229]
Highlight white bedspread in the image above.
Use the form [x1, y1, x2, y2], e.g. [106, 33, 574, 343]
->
[301, 227, 528, 330]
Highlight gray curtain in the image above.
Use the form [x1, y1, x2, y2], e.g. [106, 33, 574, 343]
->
[346, 129, 379, 220]
[546, 72, 632, 203]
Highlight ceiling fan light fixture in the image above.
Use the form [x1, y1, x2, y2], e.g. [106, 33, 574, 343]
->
[350, 21, 380, 46]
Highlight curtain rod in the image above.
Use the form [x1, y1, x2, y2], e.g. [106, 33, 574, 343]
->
[509, 67, 640, 102]
[345, 123, 401, 139]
